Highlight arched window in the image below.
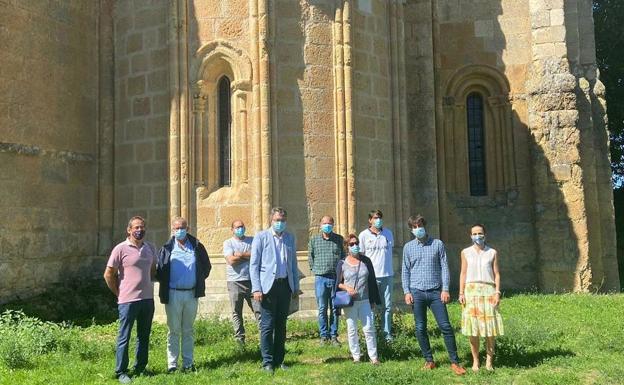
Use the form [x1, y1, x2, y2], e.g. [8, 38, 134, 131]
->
[442, 65, 517, 203]
[218, 76, 231, 187]
[466, 92, 487, 196]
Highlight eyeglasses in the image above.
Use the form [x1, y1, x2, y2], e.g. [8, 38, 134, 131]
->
[348, 242, 359, 246]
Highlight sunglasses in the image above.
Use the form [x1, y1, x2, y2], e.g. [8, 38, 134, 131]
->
[348, 242, 359, 246]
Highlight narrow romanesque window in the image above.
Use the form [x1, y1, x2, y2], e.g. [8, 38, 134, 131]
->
[467, 92, 487, 196]
[218, 76, 231, 187]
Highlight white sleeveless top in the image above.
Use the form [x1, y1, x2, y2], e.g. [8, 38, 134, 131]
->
[463, 245, 496, 284]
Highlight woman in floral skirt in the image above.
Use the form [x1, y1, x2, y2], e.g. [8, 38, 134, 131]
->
[458, 224, 504, 372]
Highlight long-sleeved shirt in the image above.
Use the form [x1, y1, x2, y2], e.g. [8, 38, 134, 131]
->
[401, 236, 450, 293]
[308, 232, 345, 276]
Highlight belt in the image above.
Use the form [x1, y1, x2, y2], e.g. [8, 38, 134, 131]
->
[171, 287, 195, 291]
[275, 277, 288, 282]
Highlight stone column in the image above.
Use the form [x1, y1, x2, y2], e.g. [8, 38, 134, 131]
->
[527, 0, 618, 291]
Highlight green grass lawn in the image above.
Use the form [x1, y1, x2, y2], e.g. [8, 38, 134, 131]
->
[1, 293, 623, 384]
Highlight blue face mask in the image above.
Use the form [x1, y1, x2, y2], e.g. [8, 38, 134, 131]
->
[272, 220, 286, 233]
[349, 245, 360, 255]
[234, 227, 245, 238]
[320, 223, 333, 234]
[373, 218, 383, 229]
[174, 228, 187, 241]
[471, 235, 485, 246]
[412, 227, 426, 239]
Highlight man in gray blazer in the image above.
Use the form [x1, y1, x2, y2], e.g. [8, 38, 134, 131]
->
[250, 207, 300, 372]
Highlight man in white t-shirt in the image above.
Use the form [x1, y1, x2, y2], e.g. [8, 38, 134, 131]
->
[358, 209, 394, 342]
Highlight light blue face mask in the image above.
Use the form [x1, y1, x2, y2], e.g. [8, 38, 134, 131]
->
[273, 220, 286, 233]
[373, 218, 383, 229]
[320, 223, 333, 234]
[349, 245, 360, 255]
[471, 234, 485, 246]
[412, 227, 426, 239]
[174, 228, 187, 241]
[234, 227, 245, 238]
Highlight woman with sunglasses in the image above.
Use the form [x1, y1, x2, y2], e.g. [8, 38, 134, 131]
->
[335, 234, 381, 364]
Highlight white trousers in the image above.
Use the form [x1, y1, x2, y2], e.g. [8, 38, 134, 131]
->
[165, 289, 198, 369]
[343, 299, 378, 361]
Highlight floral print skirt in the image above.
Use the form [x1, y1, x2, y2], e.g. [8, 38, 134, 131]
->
[461, 282, 504, 337]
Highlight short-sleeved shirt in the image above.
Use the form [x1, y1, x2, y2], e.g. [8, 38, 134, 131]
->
[343, 259, 369, 301]
[223, 236, 253, 281]
[169, 239, 196, 289]
[358, 228, 394, 278]
[107, 239, 156, 304]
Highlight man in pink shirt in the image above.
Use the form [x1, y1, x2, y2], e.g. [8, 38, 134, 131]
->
[104, 216, 157, 384]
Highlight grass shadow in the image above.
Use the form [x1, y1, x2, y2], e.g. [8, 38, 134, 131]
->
[197, 345, 261, 370]
[494, 339, 575, 368]
[0, 279, 117, 326]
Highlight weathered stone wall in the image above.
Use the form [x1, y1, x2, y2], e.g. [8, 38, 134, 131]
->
[273, 0, 336, 243]
[189, 0, 256, 253]
[352, 0, 398, 232]
[527, 0, 619, 291]
[113, 0, 170, 245]
[424, 0, 539, 290]
[404, 0, 440, 235]
[0, 1, 105, 302]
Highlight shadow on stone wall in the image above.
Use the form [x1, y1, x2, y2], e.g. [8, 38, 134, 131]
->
[272, 0, 312, 244]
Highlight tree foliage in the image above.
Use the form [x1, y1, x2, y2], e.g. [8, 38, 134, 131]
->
[594, 0, 624, 185]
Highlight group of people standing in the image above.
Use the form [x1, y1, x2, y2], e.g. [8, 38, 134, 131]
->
[103, 207, 503, 383]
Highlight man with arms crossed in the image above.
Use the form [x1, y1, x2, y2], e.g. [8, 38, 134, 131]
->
[223, 219, 261, 345]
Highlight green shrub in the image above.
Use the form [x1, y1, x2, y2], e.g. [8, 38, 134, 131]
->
[0, 329, 32, 369]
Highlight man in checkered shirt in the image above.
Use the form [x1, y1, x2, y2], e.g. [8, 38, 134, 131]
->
[402, 214, 466, 376]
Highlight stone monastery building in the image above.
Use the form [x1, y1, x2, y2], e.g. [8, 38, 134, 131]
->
[0, 0, 619, 313]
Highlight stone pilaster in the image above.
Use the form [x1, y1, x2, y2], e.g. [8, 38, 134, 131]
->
[527, 0, 618, 291]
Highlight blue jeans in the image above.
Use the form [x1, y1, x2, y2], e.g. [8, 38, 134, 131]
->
[376, 276, 393, 339]
[259, 279, 291, 368]
[315, 275, 338, 339]
[115, 298, 155, 375]
[411, 288, 459, 364]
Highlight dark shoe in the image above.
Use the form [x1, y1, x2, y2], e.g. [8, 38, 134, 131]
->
[423, 361, 436, 370]
[117, 373, 132, 384]
[451, 363, 467, 375]
[279, 364, 290, 370]
[331, 337, 341, 346]
[261, 365, 274, 373]
[167, 367, 177, 374]
[132, 368, 152, 377]
[182, 365, 196, 373]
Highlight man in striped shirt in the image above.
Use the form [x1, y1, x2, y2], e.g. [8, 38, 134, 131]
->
[402, 214, 466, 376]
[308, 215, 345, 345]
